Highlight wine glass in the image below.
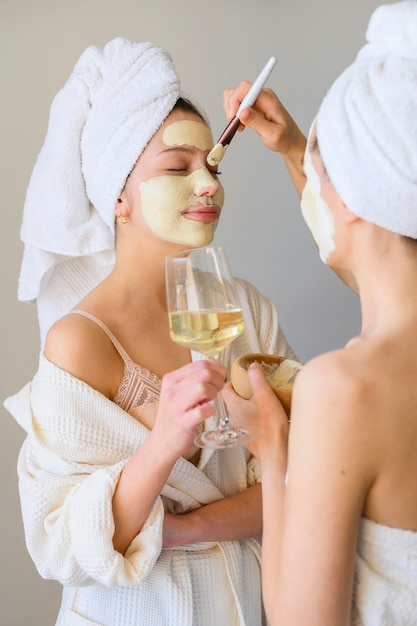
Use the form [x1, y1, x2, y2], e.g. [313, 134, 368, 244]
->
[165, 245, 254, 448]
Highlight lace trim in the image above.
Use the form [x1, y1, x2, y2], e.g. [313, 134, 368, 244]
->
[113, 358, 161, 413]
[114, 358, 202, 465]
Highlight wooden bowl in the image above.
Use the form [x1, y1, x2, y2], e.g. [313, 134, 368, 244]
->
[231, 353, 303, 418]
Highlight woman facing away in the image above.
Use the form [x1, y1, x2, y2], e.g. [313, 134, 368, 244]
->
[4, 40, 296, 626]
[222, 1, 417, 624]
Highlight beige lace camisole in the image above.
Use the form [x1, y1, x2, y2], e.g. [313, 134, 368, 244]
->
[71, 309, 202, 465]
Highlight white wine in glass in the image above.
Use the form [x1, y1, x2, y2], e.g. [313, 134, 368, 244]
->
[165, 246, 253, 448]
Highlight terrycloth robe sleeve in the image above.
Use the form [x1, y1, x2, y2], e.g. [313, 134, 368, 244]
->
[5, 357, 166, 587]
[233, 278, 297, 361]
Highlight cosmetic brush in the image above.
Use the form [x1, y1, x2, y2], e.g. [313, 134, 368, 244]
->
[207, 56, 277, 167]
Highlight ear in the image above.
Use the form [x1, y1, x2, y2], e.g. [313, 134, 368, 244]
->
[114, 194, 130, 219]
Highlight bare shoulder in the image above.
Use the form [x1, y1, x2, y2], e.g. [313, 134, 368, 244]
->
[44, 312, 123, 397]
[296, 337, 417, 424]
[288, 340, 417, 529]
[290, 347, 379, 470]
[293, 348, 368, 417]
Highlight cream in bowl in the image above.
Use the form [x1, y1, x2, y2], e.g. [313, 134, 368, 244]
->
[231, 353, 303, 418]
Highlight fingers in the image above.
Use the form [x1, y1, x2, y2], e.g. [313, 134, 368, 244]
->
[222, 82, 305, 156]
[223, 81, 252, 119]
[222, 380, 246, 415]
[223, 84, 281, 151]
[223, 82, 280, 121]
[164, 359, 226, 394]
[223, 364, 289, 456]
[153, 360, 228, 457]
[159, 360, 226, 422]
[247, 362, 272, 392]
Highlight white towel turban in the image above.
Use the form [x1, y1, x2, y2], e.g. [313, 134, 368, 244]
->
[17, 38, 186, 344]
[316, 1, 417, 238]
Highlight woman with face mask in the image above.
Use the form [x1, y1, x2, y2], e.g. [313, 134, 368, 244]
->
[4, 39, 296, 626]
[222, 2, 417, 624]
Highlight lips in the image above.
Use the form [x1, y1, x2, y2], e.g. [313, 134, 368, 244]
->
[182, 204, 220, 223]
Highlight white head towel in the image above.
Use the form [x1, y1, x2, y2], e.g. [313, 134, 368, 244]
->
[18, 38, 182, 343]
[316, 1, 417, 238]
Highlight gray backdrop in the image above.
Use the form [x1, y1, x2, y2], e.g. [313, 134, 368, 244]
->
[1, 0, 384, 623]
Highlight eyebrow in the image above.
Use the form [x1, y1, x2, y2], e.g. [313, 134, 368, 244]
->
[156, 145, 205, 157]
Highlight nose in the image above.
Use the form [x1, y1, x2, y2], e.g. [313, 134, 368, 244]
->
[193, 168, 220, 197]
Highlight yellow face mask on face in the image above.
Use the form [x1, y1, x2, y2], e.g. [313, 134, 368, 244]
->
[139, 120, 224, 246]
[300, 126, 335, 263]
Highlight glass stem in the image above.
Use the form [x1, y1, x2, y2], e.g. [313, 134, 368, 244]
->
[210, 354, 231, 432]
[215, 391, 231, 432]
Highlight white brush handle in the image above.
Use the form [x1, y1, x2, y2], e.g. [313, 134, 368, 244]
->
[236, 56, 277, 116]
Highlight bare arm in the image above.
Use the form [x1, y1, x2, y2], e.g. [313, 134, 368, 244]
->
[223, 357, 374, 625]
[111, 360, 227, 554]
[162, 483, 262, 548]
[222, 83, 359, 292]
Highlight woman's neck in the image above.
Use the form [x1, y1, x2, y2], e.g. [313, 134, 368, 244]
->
[355, 243, 417, 339]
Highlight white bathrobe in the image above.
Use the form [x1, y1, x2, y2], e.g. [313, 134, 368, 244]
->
[5, 279, 295, 626]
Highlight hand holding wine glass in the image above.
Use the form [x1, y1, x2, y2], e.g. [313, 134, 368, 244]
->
[165, 246, 254, 448]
